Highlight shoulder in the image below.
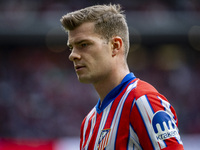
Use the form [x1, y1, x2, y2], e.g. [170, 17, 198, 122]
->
[128, 78, 159, 100]
[122, 78, 159, 108]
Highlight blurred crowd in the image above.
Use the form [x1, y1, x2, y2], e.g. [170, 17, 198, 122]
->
[0, 0, 200, 31]
[0, 47, 99, 138]
[0, 0, 200, 139]
[0, 0, 200, 12]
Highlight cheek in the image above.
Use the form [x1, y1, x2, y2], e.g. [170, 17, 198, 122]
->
[95, 55, 112, 73]
[88, 44, 112, 70]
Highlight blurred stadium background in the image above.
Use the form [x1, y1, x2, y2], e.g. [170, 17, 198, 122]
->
[0, 0, 200, 149]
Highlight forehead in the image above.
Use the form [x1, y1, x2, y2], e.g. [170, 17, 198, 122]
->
[67, 22, 99, 45]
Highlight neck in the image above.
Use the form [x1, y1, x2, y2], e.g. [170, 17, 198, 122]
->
[93, 66, 130, 103]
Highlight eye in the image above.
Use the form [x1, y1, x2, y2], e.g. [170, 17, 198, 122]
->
[81, 43, 88, 48]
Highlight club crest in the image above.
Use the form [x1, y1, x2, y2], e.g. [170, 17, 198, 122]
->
[97, 128, 111, 150]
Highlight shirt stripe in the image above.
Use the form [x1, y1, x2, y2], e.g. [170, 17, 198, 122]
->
[136, 95, 160, 149]
[107, 80, 139, 149]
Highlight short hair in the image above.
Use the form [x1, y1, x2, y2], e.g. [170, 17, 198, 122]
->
[60, 4, 130, 58]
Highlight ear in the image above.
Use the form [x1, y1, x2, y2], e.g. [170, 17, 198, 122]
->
[111, 36, 123, 57]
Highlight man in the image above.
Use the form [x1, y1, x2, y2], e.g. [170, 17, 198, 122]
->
[60, 4, 184, 150]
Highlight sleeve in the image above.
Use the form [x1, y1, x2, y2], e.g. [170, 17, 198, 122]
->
[129, 93, 184, 150]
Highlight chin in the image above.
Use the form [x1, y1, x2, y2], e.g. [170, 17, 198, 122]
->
[77, 76, 92, 84]
[77, 73, 100, 84]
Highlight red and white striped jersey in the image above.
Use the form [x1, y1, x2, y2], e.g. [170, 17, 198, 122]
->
[80, 73, 184, 150]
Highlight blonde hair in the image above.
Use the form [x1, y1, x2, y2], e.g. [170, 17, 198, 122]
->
[60, 4, 130, 57]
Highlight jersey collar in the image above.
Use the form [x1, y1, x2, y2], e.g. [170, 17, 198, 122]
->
[96, 72, 136, 114]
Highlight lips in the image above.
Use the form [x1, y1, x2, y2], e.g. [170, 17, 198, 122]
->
[74, 64, 86, 71]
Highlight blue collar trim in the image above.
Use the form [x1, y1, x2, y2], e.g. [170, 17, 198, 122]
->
[96, 73, 136, 114]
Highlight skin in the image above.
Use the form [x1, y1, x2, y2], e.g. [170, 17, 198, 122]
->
[68, 22, 130, 102]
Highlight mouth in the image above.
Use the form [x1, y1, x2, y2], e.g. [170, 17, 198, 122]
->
[74, 65, 86, 71]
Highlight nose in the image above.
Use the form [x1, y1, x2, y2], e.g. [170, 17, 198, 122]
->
[69, 50, 81, 61]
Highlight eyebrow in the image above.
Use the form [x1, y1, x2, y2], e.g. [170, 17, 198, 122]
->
[67, 39, 92, 47]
